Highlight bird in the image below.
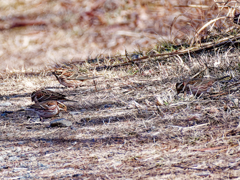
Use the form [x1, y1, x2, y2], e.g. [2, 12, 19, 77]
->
[53, 63, 79, 78]
[26, 100, 67, 118]
[52, 64, 100, 88]
[176, 75, 232, 96]
[31, 89, 75, 103]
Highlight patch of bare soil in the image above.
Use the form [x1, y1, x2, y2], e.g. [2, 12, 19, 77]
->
[1, 47, 240, 179]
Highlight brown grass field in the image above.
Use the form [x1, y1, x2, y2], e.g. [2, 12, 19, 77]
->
[1, 0, 240, 179]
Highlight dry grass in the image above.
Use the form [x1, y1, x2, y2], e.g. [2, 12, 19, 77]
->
[1, 0, 240, 179]
[0, 0, 236, 72]
[1, 48, 240, 178]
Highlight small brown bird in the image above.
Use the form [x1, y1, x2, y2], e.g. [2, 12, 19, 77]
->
[176, 75, 231, 96]
[52, 64, 100, 88]
[53, 63, 79, 77]
[26, 100, 67, 118]
[31, 89, 75, 103]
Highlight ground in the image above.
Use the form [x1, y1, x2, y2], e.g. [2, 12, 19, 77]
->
[1, 50, 240, 179]
[1, 0, 240, 179]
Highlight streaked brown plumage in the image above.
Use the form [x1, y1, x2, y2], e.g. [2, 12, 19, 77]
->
[31, 89, 74, 103]
[52, 64, 100, 88]
[26, 100, 67, 118]
[176, 75, 231, 96]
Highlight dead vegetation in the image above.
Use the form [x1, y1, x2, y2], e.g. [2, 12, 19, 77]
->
[1, 0, 240, 179]
[0, 0, 237, 72]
